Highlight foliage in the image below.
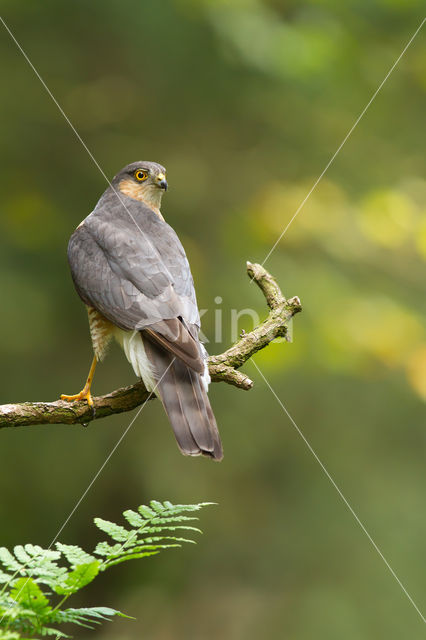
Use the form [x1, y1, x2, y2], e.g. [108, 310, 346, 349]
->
[0, 501, 210, 639]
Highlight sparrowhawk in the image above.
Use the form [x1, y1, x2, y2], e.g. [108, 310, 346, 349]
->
[61, 161, 223, 460]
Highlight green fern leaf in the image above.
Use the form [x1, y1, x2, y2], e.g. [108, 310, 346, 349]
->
[93, 541, 122, 558]
[50, 606, 127, 628]
[122, 509, 144, 528]
[137, 505, 156, 519]
[22, 546, 61, 562]
[148, 500, 168, 513]
[138, 536, 195, 545]
[54, 562, 99, 595]
[148, 515, 199, 524]
[55, 544, 95, 568]
[93, 518, 131, 542]
[1, 545, 67, 588]
[100, 550, 161, 568]
[0, 548, 23, 573]
[0, 501, 211, 639]
[0, 593, 17, 617]
[0, 570, 13, 585]
[12, 546, 31, 565]
[0, 631, 34, 639]
[142, 525, 201, 535]
[10, 578, 51, 617]
[150, 501, 213, 514]
[40, 628, 70, 638]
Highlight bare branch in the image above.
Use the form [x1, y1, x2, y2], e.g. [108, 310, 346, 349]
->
[0, 263, 301, 429]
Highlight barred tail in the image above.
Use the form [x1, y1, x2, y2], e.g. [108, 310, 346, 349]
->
[142, 336, 223, 460]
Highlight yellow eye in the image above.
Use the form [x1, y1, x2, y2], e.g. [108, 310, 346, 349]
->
[135, 169, 148, 182]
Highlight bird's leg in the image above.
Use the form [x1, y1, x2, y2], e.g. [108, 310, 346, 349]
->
[61, 356, 97, 414]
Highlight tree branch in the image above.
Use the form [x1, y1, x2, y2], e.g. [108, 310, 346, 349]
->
[0, 262, 301, 429]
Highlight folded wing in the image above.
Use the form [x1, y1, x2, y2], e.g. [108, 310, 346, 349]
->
[67, 198, 223, 459]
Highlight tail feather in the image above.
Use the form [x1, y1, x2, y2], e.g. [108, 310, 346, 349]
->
[179, 365, 214, 452]
[144, 319, 204, 373]
[187, 367, 222, 459]
[142, 334, 223, 461]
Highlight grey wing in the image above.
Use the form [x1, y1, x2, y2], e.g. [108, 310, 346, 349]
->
[68, 223, 149, 330]
[67, 202, 204, 371]
[68, 205, 199, 331]
[95, 192, 197, 315]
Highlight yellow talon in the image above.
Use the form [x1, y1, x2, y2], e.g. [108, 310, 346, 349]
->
[60, 356, 97, 415]
[61, 387, 94, 407]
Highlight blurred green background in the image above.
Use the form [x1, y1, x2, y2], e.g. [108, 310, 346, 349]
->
[0, 1, 425, 638]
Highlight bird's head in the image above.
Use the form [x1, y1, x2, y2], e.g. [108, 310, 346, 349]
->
[114, 161, 168, 215]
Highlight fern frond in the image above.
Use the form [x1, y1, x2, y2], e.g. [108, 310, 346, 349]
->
[0, 549, 22, 574]
[39, 628, 69, 638]
[93, 519, 131, 543]
[93, 542, 122, 558]
[99, 550, 161, 569]
[148, 501, 214, 514]
[123, 510, 199, 528]
[0, 500, 212, 639]
[23, 546, 60, 562]
[0, 600, 33, 623]
[55, 544, 95, 568]
[133, 536, 196, 545]
[92, 501, 209, 571]
[0, 571, 13, 585]
[0, 546, 67, 588]
[0, 631, 34, 639]
[121, 509, 144, 528]
[49, 606, 127, 628]
[54, 562, 99, 596]
[10, 578, 51, 617]
[138, 524, 202, 534]
[12, 547, 31, 566]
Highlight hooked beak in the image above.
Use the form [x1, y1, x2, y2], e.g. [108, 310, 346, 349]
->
[156, 173, 168, 191]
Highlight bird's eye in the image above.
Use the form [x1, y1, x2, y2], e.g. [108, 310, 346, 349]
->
[135, 169, 148, 182]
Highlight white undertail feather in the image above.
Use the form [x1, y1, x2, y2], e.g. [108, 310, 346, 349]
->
[115, 327, 210, 395]
[199, 343, 211, 392]
[114, 328, 156, 393]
